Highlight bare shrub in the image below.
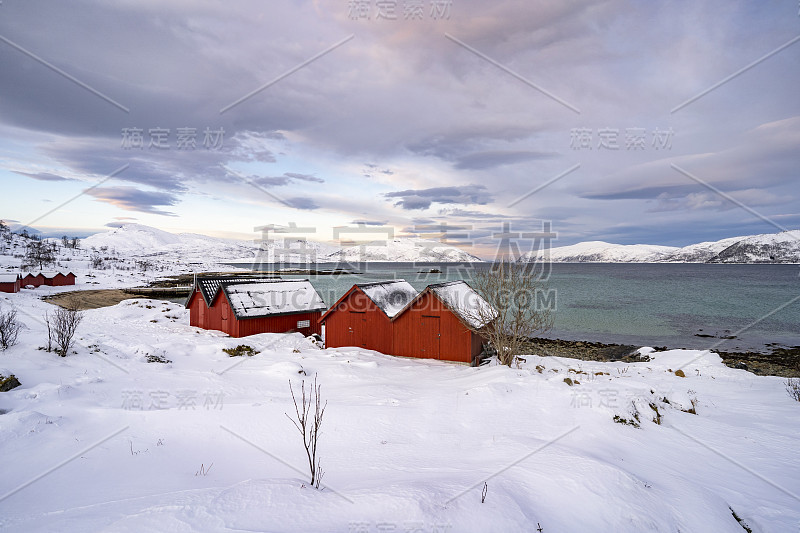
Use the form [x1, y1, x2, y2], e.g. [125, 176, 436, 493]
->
[786, 378, 800, 402]
[0, 308, 21, 350]
[464, 261, 554, 366]
[90, 252, 104, 269]
[286, 374, 326, 488]
[51, 301, 84, 357]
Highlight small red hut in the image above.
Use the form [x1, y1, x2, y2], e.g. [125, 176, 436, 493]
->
[40, 271, 61, 286]
[20, 271, 76, 287]
[186, 275, 278, 329]
[0, 274, 21, 293]
[49, 272, 76, 286]
[391, 280, 495, 365]
[186, 276, 326, 338]
[319, 280, 418, 353]
[21, 273, 38, 287]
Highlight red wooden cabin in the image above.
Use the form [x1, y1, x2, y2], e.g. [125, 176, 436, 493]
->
[186, 275, 277, 329]
[186, 276, 325, 338]
[392, 280, 495, 365]
[39, 272, 56, 286]
[319, 280, 418, 353]
[0, 274, 21, 293]
[49, 272, 76, 286]
[22, 273, 46, 287]
[21, 272, 76, 287]
[21, 273, 38, 287]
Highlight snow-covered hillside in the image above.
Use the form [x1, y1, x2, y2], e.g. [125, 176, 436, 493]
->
[708, 230, 800, 263]
[327, 237, 483, 263]
[660, 236, 746, 263]
[0, 290, 798, 531]
[83, 224, 259, 264]
[248, 238, 342, 264]
[521, 231, 800, 263]
[521, 241, 678, 263]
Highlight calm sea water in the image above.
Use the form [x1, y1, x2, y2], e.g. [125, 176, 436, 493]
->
[230, 262, 800, 353]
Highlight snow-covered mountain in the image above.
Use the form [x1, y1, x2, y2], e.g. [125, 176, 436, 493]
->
[82, 224, 484, 264]
[659, 236, 746, 263]
[707, 230, 800, 263]
[249, 238, 341, 264]
[521, 230, 800, 263]
[83, 224, 258, 263]
[327, 237, 483, 262]
[75, 225, 800, 264]
[522, 241, 678, 263]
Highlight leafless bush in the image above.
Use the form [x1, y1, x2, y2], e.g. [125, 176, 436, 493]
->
[786, 378, 800, 402]
[286, 374, 326, 488]
[51, 301, 84, 357]
[464, 261, 554, 366]
[90, 252, 104, 269]
[0, 308, 21, 350]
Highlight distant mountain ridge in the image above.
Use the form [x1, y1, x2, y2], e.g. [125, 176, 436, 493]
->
[82, 224, 483, 263]
[81, 224, 800, 264]
[520, 230, 800, 263]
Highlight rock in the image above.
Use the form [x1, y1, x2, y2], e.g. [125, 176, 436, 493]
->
[563, 377, 574, 386]
[0, 374, 21, 392]
[622, 351, 651, 363]
[675, 369, 686, 378]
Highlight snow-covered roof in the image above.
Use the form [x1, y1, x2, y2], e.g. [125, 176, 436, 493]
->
[0, 274, 19, 283]
[190, 275, 281, 306]
[428, 280, 496, 329]
[357, 280, 419, 318]
[221, 279, 326, 319]
[23, 271, 74, 277]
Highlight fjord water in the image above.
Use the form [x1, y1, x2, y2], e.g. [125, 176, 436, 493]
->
[245, 262, 800, 353]
[540, 263, 800, 353]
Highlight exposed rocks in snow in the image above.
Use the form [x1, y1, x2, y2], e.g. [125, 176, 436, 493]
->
[0, 373, 21, 391]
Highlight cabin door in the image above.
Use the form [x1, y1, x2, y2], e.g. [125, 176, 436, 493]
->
[348, 311, 366, 347]
[221, 302, 230, 334]
[420, 315, 440, 359]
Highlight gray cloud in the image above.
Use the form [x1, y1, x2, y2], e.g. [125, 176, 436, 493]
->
[284, 173, 324, 183]
[12, 171, 74, 182]
[385, 185, 493, 210]
[84, 186, 179, 216]
[284, 197, 319, 210]
[453, 150, 557, 170]
[351, 220, 389, 226]
[249, 172, 324, 188]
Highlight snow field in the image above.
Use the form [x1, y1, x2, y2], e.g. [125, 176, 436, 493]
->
[0, 293, 798, 532]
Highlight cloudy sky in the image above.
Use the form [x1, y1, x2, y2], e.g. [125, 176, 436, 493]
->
[0, 0, 798, 258]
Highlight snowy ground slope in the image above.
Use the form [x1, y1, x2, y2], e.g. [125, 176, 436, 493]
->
[0, 291, 798, 532]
